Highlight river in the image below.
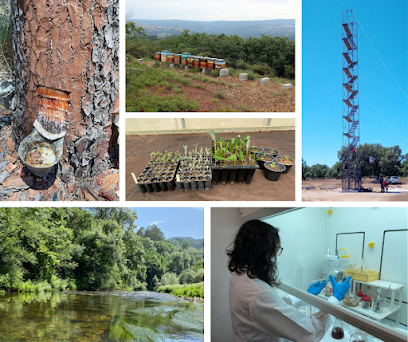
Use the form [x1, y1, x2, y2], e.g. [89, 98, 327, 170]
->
[0, 290, 204, 342]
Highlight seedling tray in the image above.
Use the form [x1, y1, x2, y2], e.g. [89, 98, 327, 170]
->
[136, 160, 179, 193]
[211, 164, 259, 185]
[210, 141, 259, 184]
[176, 154, 212, 191]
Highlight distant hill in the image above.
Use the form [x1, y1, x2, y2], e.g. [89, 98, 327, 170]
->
[129, 19, 295, 40]
[167, 237, 204, 250]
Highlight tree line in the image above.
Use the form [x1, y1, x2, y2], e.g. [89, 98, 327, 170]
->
[0, 208, 203, 293]
[126, 22, 295, 78]
[303, 143, 408, 180]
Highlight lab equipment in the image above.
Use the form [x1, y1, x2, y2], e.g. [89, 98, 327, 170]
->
[362, 296, 371, 309]
[330, 268, 349, 283]
[325, 285, 332, 297]
[360, 258, 369, 274]
[332, 318, 345, 339]
[357, 290, 362, 301]
[349, 329, 369, 342]
[373, 286, 390, 313]
[342, 292, 359, 307]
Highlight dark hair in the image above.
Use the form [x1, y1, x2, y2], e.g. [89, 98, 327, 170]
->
[227, 219, 281, 287]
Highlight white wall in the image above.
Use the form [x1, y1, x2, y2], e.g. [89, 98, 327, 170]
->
[211, 208, 244, 342]
[126, 118, 295, 133]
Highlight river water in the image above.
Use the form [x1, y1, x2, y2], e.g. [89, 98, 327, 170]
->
[0, 291, 204, 342]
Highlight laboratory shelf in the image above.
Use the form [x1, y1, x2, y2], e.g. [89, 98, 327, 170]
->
[317, 291, 402, 322]
[353, 279, 404, 291]
[341, 302, 402, 321]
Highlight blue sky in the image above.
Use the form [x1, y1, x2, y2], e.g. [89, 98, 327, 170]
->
[302, 0, 408, 167]
[126, 0, 295, 21]
[131, 207, 204, 239]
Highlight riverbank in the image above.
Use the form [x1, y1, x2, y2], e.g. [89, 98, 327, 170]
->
[157, 282, 204, 301]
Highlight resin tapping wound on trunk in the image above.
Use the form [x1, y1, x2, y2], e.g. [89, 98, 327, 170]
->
[36, 88, 70, 101]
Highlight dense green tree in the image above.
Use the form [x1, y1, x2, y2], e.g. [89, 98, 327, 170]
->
[303, 144, 406, 180]
[0, 208, 203, 293]
[181, 240, 191, 250]
[160, 272, 179, 285]
[137, 224, 165, 241]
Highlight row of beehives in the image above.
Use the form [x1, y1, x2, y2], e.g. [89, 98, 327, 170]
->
[154, 51, 226, 70]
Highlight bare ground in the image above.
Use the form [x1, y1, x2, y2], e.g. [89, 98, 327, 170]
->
[126, 130, 296, 201]
[131, 62, 295, 112]
[302, 178, 408, 202]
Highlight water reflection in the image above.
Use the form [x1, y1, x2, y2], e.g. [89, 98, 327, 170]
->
[0, 291, 203, 342]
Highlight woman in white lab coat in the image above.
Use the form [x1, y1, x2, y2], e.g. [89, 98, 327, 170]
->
[227, 220, 352, 342]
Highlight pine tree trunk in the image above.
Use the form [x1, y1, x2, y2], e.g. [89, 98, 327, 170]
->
[8, 0, 119, 201]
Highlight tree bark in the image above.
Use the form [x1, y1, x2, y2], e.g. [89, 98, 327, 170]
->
[9, 0, 119, 197]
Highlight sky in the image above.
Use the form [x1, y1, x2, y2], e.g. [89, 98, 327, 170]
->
[302, 0, 408, 167]
[126, 0, 295, 21]
[131, 207, 204, 239]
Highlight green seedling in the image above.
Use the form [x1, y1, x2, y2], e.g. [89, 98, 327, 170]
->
[183, 145, 188, 156]
[245, 135, 250, 158]
[239, 151, 244, 165]
[209, 130, 217, 150]
[218, 137, 226, 149]
[227, 154, 237, 166]
[284, 156, 289, 161]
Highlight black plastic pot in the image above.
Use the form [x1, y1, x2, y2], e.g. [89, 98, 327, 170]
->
[197, 179, 204, 191]
[191, 179, 198, 191]
[176, 181, 184, 191]
[145, 183, 154, 192]
[183, 180, 191, 191]
[249, 147, 263, 157]
[263, 148, 279, 157]
[221, 169, 229, 183]
[159, 181, 168, 191]
[274, 156, 295, 174]
[246, 169, 256, 184]
[166, 179, 175, 191]
[204, 177, 212, 190]
[264, 162, 286, 181]
[151, 181, 161, 192]
[256, 152, 275, 170]
[137, 183, 147, 193]
[237, 169, 246, 183]
[212, 169, 220, 184]
[229, 169, 238, 183]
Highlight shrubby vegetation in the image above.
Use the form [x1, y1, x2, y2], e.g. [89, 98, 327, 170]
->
[126, 22, 295, 79]
[303, 143, 408, 180]
[0, 208, 203, 294]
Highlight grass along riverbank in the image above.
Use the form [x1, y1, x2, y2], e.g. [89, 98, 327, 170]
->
[157, 282, 204, 299]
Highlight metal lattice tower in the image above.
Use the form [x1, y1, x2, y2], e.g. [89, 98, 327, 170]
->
[341, 9, 362, 191]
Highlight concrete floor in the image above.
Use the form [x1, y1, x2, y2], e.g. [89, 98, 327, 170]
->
[126, 130, 295, 201]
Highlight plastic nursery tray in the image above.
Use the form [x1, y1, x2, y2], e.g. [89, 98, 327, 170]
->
[175, 154, 212, 192]
[136, 160, 179, 193]
[211, 163, 259, 185]
[211, 150, 259, 186]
